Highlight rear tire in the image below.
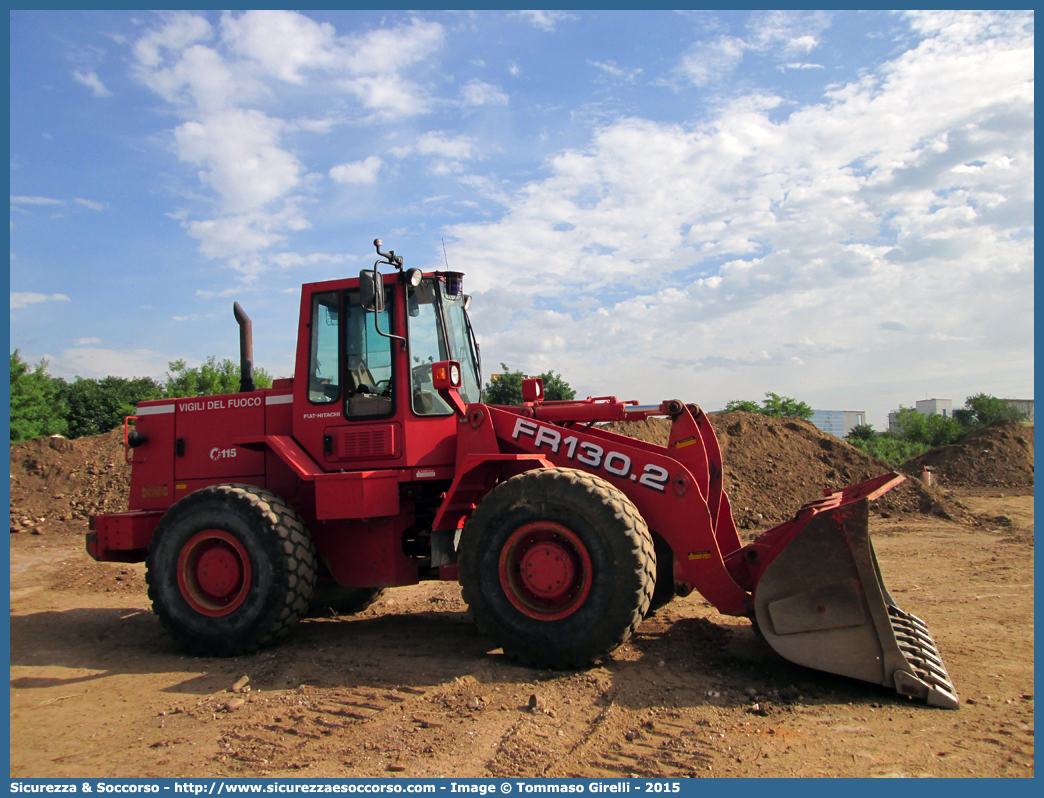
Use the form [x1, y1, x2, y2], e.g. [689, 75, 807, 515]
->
[459, 467, 655, 669]
[145, 484, 317, 656]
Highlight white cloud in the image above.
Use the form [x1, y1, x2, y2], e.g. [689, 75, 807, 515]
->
[173, 109, 302, 214]
[10, 195, 64, 206]
[72, 70, 112, 97]
[74, 337, 101, 345]
[330, 156, 383, 184]
[270, 251, 355, 268]
[133, 12, 213, 70]
[342, 74, 430, 118]
[11, 292, 71, 309]
[461, 79, 509, 107]
[221, 10, 339, 84]
[677, 11, 833, 86]
[185, 201, 310, 261]
[747, 10, 832, 55]
[677, 36, 747, 86]
[391, 131, 478, 160]
[74, 198, 106, 211]
[589, 61, 643, 82]
[219, 11, 443, 115]
[518, 11, 576, 32]
[44, 347, 171, 381]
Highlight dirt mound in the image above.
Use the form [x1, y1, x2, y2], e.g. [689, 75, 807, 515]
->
[9, 428, 130, 536]
[902, 421, 1034, 489]
[602, 412, 970, 528]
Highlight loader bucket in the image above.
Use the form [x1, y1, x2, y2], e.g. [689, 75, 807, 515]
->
[748, 474, 959, 709]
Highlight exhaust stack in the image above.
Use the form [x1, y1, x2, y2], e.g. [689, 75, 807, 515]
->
[233, 302, 255, 393]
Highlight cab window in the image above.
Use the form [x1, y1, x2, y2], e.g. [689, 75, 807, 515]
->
[308, 292, 340, 404]
[407, 280, 453, 415]
[344, 288, 394, 418]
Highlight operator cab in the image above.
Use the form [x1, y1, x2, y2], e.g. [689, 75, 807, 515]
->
[293, 239, 481, 470]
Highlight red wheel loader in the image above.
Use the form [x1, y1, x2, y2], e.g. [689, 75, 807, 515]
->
[89, 239, 958, 709]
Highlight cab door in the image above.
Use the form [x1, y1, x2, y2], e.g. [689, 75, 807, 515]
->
[294, 282, 404, 470]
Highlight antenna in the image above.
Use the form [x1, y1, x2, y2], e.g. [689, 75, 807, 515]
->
[442, 238, 450, 270]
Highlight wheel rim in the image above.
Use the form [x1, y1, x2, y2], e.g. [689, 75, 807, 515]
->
[177, 529, 252, 617]
[498, 521, 592, 620]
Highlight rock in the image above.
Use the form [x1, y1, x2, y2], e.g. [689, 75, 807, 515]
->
[232, 675, 250, 693]
[30, 527, 43, 536]
[386, 764, 406, 772]
[528, 694, 544, 712]
[224, 698, 246, 711]
[466, 697, 482, 710]
[48, 435, 73, 452]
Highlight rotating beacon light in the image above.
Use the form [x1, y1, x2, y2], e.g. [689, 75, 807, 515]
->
[443, 271, 464, 298]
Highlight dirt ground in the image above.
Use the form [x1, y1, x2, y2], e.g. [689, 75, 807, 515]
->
[9, 486, 1033, 779]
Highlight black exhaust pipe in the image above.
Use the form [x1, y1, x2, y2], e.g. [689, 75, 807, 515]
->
[233, 302, 255, 393]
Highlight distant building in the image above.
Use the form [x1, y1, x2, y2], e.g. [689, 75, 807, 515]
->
[889, 398, 952, 432]
[916, 398, 953, 418]
[811, 410, 866, 438]
[1005, 399, 1034, 421]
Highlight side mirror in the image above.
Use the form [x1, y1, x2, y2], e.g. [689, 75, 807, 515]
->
[359, 269, 385, 313]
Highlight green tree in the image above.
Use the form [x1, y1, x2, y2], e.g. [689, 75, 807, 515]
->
[60, 375, 164, 438]
[890, 406, 964, 448]
[760, 392, 814, 420]
[723, 393, 814, 419]
[845, 423, 877, 442]
[482, 364, 576, 406]
[10, 350, 67, 442]
[954, 393, 1024, 429]
[162, 356, 272, 398]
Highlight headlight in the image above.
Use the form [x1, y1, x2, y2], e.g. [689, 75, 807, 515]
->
[450, 364, 460, 386]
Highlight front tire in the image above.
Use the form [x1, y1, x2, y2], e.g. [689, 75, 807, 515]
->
[459, 467, 655, 669]
[145, 484, 317, 656]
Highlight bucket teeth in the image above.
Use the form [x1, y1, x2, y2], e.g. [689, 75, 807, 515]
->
[887, 606, 959, 709]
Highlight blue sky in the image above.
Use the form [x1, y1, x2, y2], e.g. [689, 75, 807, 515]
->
[10, 10, 1034, 429]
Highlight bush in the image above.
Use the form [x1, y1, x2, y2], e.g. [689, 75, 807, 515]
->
[60, 376, 164, 439]
[848, 436, 930, 467]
